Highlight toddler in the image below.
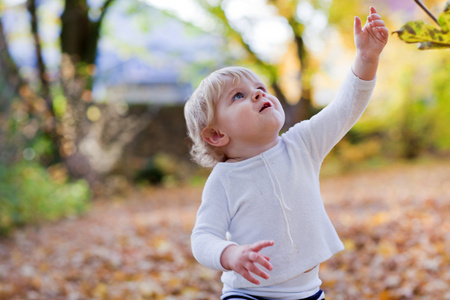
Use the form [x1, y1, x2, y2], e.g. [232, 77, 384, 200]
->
[184, 7, 388, 300]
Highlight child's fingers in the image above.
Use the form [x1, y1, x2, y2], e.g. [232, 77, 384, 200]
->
[239, 268, 260, 285]
[252, 253, 273, 271]
[371, 26, 389, 42]
[378, 27, 389, 40]
[247, 262, 270, 280]
[354, 16, 363, 36]
[366, 7, 388, 42]
[368, 13, 382, 21]
[369, 20, 386, 28]
[250, 240, 274, 252]
[249, 240, 274, 270]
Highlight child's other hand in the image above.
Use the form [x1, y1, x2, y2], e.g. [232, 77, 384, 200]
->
[354, 7, 389, 63]
[220, 240, 274, 285]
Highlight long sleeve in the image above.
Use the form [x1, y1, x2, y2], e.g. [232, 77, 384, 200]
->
[191, 171, 237, 271]
[191, 136, 347, 288]
[294, 70, 376, 163]
[190, 69, 376, 288]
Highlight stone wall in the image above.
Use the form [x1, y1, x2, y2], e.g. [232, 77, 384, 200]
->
[116, 104, 196, 181]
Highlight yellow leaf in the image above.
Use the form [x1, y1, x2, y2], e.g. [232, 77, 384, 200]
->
[377, 241, 397, 257]
[379, 290, 391, 300]
[371, 212, 389, 226]
[93, 283, 108, 299]
[342, 239, 356, 251]
[181, 286, 200, 296]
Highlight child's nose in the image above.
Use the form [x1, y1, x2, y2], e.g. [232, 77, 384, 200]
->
[252, 90, 265, 102]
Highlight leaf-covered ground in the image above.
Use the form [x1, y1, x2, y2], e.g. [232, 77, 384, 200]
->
[0, 161, 449, 300]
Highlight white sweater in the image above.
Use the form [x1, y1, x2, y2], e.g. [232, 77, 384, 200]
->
[191, 70, 376, 289]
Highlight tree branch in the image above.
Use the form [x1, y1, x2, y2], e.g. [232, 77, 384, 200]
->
[99, 0, 115, 23]
[414, 0, 440, 26]
[202, 2, 282, 92]
[27, 0, 55, 117]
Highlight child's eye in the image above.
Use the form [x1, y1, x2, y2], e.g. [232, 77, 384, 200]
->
[258, 86, 266, 92]
[233, 93, 244, 101]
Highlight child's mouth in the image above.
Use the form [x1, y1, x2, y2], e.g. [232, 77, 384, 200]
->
[259, 102, 272, 112]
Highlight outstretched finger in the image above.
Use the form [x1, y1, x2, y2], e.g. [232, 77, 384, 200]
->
[370, 6, 377, 14]
[250, 240, 275, 252]
[354, 16, 363, 36]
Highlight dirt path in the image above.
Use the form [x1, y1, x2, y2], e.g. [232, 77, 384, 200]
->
[0, 161, 449, 299]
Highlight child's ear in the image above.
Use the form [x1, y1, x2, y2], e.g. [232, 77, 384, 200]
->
[201, 127, 229, 147]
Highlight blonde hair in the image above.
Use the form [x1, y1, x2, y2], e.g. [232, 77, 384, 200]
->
[184, 66, 261, 168]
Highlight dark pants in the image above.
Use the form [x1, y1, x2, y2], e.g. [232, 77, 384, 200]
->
[222, 289, 325, 300]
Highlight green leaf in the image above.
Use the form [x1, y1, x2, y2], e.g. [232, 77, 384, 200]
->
[445, 0, 450, 12]
[394, 1, 450, 49]
[438, 1, 450, 31]
[394, 21, 450, 49]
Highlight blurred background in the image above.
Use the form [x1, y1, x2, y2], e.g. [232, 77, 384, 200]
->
[0, 0, 449, 299]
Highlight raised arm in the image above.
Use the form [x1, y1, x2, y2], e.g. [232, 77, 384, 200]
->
[352, 7, 389, 80]
[290, 7, 388, 162]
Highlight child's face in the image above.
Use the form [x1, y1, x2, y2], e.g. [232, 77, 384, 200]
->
[213, 74, 285, 146]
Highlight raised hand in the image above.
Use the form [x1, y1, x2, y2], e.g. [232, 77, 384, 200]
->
[220, 240, 274, 285]
[354, 7, 389, 63]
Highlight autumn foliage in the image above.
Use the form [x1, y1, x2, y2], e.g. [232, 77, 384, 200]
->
[0, 161, 449, 299]
[395, 0, 450, 49]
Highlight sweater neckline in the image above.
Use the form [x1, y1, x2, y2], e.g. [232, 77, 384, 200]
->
[216, 137, 283, 168]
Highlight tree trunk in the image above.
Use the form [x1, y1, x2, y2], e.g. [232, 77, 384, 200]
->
[27, 0, 53, 116]
[60, 0, 92, 64]
[60, 0, 113, 66]
[0, 19, 25, 163]
[27, 0, 64, 165]
[58, 0, 154, 190]
[57, 0, 103, 184]
[0, 20, 22, 112]
[291, 23, 315, 125]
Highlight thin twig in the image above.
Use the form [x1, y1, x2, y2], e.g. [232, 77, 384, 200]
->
[413, 0, 440, 26]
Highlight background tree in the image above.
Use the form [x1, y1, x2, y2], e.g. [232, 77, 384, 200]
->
[188, 0, 450, 161]
[0, 18, 25, 163]
[196, 0, 320, 128]
[1, 0, 152, 189]
[267, 0, 318, 124]
[0, 19, 22, 115]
